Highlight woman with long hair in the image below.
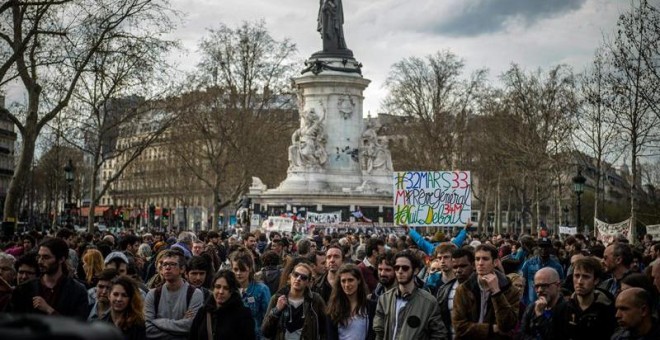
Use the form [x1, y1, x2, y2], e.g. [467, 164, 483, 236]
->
[326, 264, 376, 340]
[189, 270, 255, 340]
[262, 263, 326, 340]
[229, 247, 271, 339]
[101, 275, 145, 340]
[82, 248, 105, 289]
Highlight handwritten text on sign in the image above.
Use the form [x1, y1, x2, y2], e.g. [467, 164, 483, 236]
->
[393, 171, 471, 226]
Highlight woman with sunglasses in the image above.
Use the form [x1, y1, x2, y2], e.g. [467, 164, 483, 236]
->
[326, 264, 376, 340]
[230, 248, 271, 339]
[101, 275, 146, 340]
[262, 262, 326, 340]
[189, 270, 255, 340]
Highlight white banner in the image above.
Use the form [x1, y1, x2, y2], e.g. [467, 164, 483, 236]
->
[595, 218, 630, 245]
[250, 214, 261, 228]
[559, 226, 577, 235]
[263, 217, 294, 232]
[306, 211, 342, 224]
[646, 224, 660, 241]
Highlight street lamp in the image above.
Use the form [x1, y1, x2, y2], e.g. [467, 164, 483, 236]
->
[63, 159, 75, 226]
[572, 168, 586, 231]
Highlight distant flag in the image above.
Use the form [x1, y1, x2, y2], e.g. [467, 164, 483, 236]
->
[352, 207, 372, 223]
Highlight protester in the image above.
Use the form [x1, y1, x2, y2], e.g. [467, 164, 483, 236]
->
[554, 257, 616, 339]
[313, 244, 343, 302]
[229, 247, 270, 339]
[437, 247, 474, 339]
[373, 250, 447, 339]
[188, 270, 256, 340]
[9, 238, 88, 319]
[0, 252, 17, 285]
[185, 256, 212, 301]
[144, 249, 203, 339]
[370, 252, 396, 302]
[520, 237, 565, 306]
[326, 264, 376, 340]
[101, 275, 146, 339]
[357, 238, 385, 292]
[262, 262, 326, 339]
[82, 248, 105, 289]
[601, 242, 634, 297]
[519, 267, 564, 340]
[88, 268, 120, 321]
[452, 244, 520, 339]
[611, 287, 660, 339]
[14, 251, 39, 285]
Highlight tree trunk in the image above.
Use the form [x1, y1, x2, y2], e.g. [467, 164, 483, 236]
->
[594, 158, 602, 238]
[629, 141, 637, 244]
[87, 153, 101, 233]
[495, 174, 501, 234]
[4, 129, 38, 225]
[478, 185, 490, 234]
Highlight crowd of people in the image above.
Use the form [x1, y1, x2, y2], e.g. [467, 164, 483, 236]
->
[0, 223, 659, 340]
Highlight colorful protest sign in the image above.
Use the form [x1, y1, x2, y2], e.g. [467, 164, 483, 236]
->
[646, 224, 660, 241]
[306, 211, 342, 224]
[393, 171, 471, 227]
[559, 226, 577, 235]
[595, 218, 630, 245]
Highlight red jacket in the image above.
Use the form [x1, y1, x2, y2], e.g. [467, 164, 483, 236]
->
[358, 260, 379, 292]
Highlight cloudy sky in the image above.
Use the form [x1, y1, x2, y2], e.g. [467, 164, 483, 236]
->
[167, 0, 630, 116]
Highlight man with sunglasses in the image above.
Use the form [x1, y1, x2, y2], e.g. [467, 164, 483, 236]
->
[519, 267, 564, 339]
[374, 250, 447, 339]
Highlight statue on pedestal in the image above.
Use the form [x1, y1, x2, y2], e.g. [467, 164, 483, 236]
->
[317, 0, 347, 52]
[288, 108, 328, 170]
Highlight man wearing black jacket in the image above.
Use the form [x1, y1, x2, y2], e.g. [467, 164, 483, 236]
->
[436, 247, 474, 339]
[10, 238, 88, 320]
[554, 257, 616, 340]
[519, 267, 564, 339]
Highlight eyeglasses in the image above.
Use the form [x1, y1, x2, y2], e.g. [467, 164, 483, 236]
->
[161, 262, 180, 268]
[292, 271, 310, 282]
[429, 268, 441, 273]
[18, 270, 36, 276]
[394, 265, 411, 272]
[534, 281, 559, 290]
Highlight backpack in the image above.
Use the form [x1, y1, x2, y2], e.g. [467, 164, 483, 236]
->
[153, 284, 196, 314]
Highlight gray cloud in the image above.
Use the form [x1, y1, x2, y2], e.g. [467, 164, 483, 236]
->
[429, 0, 587, 37]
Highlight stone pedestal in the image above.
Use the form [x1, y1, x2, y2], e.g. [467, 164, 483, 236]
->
[251, 56, 393, 219]
[276, 57, 375, 193]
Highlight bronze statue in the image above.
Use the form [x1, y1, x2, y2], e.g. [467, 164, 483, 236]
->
[317, 0, 347, 52]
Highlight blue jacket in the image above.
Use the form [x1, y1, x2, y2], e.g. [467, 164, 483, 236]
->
[408, 228, 468, 255]
[242, 281, 271, 339]
[520, 255, 565, 306]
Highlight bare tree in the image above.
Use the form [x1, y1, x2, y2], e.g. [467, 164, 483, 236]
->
[497, 64, 577, 235]
[168, 21, 298, 231]
[0, 0, 177, 227]
[573, 49, 623, 232]
[607, 0, 660, 243]
[384, 50, 487, 171]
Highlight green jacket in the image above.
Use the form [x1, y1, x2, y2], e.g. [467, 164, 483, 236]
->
[261, 285, 326, 340]
[373, 286, 447, 340]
